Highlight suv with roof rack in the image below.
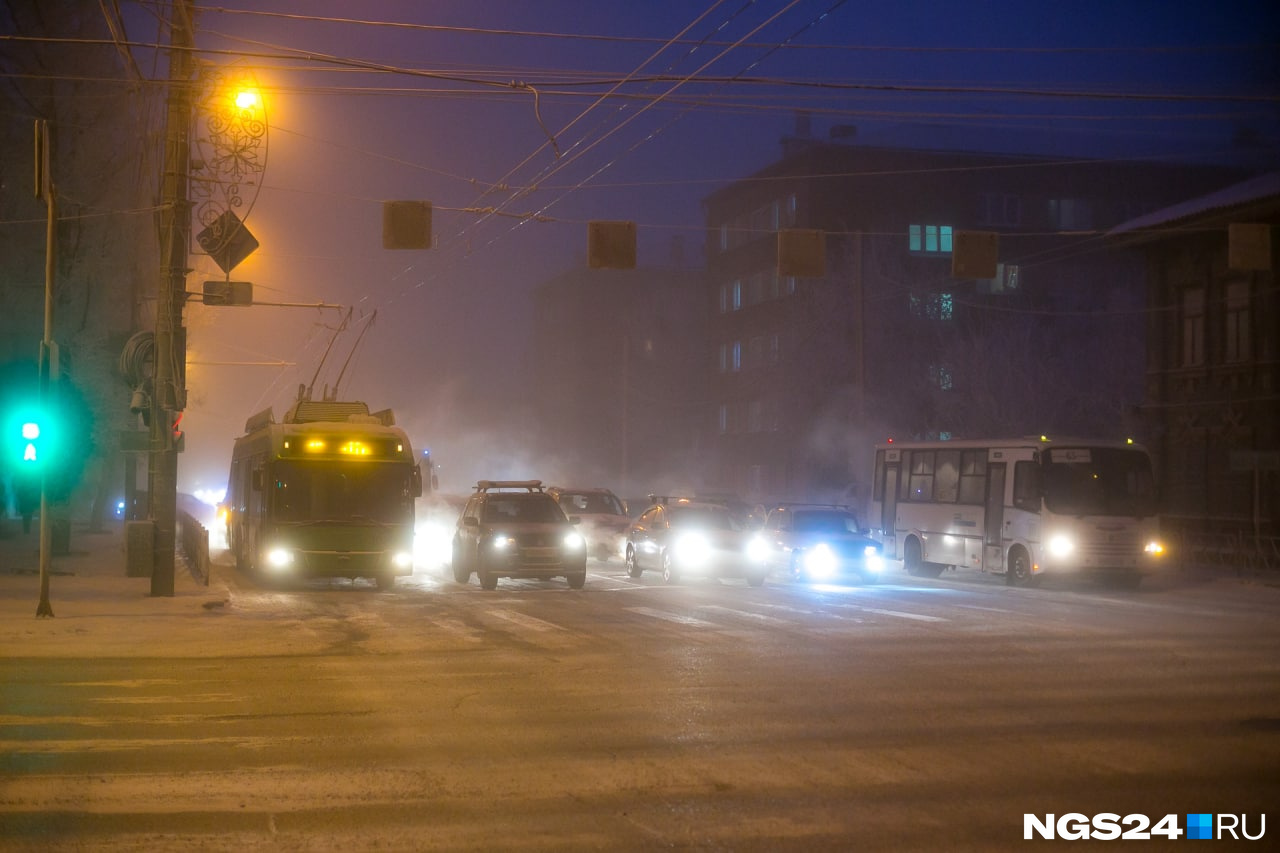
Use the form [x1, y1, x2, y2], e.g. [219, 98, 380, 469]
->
[451, 480, 588, 590]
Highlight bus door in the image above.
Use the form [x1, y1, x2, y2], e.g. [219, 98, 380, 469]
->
[984, 460, 1006, 572]
[879, 448, 900, 556]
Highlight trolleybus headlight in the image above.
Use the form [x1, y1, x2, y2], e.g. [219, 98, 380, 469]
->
[864, 545, 885, 573]
[563, 531, 585, 551]
[745, 535, 770, 564]
[1144, 540, 1166, 557]
[674, 532, 711, 567]
[1047, 534, 1075, 559]
[391, 550, 413, 570]
[266, 546, 294, 570]
[804, 543, 838, 579]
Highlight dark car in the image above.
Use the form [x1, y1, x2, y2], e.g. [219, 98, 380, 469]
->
[625, 497, 767, 586]
[452, 480, 588, 589]
[751, 504, 884, 584]
[547, 486, 630, 562]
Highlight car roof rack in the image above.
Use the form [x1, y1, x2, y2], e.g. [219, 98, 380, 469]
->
[476, 479, 544, 492]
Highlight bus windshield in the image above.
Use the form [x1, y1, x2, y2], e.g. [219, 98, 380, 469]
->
[271, 460, 413, 524]
[1041, 447, 1157, 518]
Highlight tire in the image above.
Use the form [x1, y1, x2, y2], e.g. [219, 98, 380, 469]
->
[479, 568, 498, 590]
[1006, 547, 1036, 586]
[451, 544, 471, 584]
[625, 546, 643, 579]
[660, 552, 679, 584]
[566, 571, 586, 589]
[904, 538, 943, 578]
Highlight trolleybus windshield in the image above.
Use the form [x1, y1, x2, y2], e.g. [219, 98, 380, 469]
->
[271, 460, 413, 525]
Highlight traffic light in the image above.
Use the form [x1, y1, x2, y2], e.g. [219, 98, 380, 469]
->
[5, 404, 56, 472]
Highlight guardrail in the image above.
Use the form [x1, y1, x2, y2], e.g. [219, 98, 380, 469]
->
[176, 509, 211, 586]
[1170, 529, 1279, 574]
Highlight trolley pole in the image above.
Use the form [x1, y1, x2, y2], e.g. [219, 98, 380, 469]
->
[149, 0, 194, 596]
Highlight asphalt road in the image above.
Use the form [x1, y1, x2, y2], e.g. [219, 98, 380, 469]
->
[3, 557, 1278, 851]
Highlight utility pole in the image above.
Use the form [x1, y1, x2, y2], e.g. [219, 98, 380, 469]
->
[150, 0, 194, 596]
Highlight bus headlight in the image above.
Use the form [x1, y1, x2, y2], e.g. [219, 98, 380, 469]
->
[674, 532, 711, 567]
[1047, 534, 1075, 559]
[804, 543, 838, 578]
[266, 546, 294, 570]
[1144, 540, 1166, 557]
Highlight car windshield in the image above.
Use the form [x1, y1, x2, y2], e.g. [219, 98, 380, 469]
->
[481, 495, 566, 524]
[792, 510, 860, 535]
[558, 492, 624, 515]
[667, 506, 738, 531]
[1041, 447, 1158, 517]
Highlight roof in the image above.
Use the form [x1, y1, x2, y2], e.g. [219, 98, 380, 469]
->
[1108, 171, 1280, 237]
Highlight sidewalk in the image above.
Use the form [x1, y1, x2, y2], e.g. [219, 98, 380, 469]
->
[0, 515, 233, 658]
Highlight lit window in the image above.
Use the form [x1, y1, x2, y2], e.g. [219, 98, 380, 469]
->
[909, 224, 953, 255]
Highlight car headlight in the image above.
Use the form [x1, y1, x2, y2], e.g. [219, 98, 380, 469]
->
[1144, 540, 1165, 557]
[489, 534, 514, 551]
[674, 532, 711, 567]
[864, 545, 884, 573]
[803, 543, 838, 578]
[1047, 534, 1074, 559]
[266, 546, 294, 570]
[745, 535, 770, 564]
[564, 531, 585, 551]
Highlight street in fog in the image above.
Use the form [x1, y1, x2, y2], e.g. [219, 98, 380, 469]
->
[3, 556, 1278, 851]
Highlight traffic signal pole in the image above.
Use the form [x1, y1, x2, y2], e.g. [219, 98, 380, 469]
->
[149, 0, 194, 597]
[35, 119, 56, 618]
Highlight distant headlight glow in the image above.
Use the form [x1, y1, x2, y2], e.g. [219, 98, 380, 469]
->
[674, 532, 711, 567]
[266, 547, 294, 570]
[803, 543, 838, 578]
[746, 535, 770, 564]
[1047, 534, 1075, 559]
[1144, 540, 1166, 557]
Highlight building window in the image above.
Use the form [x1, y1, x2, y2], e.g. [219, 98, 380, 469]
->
[786, 193, 797, 226]
[1182, 288, 1205, 367]
[784, 276, 796, 295]
[718, 343, 728, 373]
[732, 280, 742, 311]
[718, 404, 728, 434]
[731, 340, 742, 371]
[979, 192, 1022, 226]
[910, 292, 953, 320]
[719, 223, 729, 252]
[1225, 280, 1250, 363]
[909, 224, 953, 254]
[718, 283, 728, 314]
[1049, 198, 1093, 230]
[929, 364, 953, 391]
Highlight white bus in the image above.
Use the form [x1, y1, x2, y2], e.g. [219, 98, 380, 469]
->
[869, 437, 1166, 586]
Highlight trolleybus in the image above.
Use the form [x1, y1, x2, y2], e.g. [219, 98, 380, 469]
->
[224, 397, 423, 588]
[870, 436, 1166, 586]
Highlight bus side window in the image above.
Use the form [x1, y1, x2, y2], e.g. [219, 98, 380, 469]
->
[1013, 461, 1041, 512]
[908, 451, 934, 501]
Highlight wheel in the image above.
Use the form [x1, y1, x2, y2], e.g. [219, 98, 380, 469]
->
[1006, 547, 1037, 586]
[625, 546, 643, 578]
[660, 552, 679, 584]
[479, 568, 499, 590]
[566, 571, 586, 589]
[746, 571, 766, 587]
[904, 538, 943, 577]
[451, 544, 471, 584]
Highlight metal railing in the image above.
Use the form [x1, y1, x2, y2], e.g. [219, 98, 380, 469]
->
[176, 509, 211, 585]
[1169, 529, 1279, 574]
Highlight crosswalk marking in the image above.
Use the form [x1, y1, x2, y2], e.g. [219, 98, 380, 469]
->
[626, 606, 718, 627]
[488, 609, 565, 632]
[844, 605, 948, 623]
[698, 605, 789, 625]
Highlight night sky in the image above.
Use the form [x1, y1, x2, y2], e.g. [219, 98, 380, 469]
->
[114, 0, 1280, 496]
